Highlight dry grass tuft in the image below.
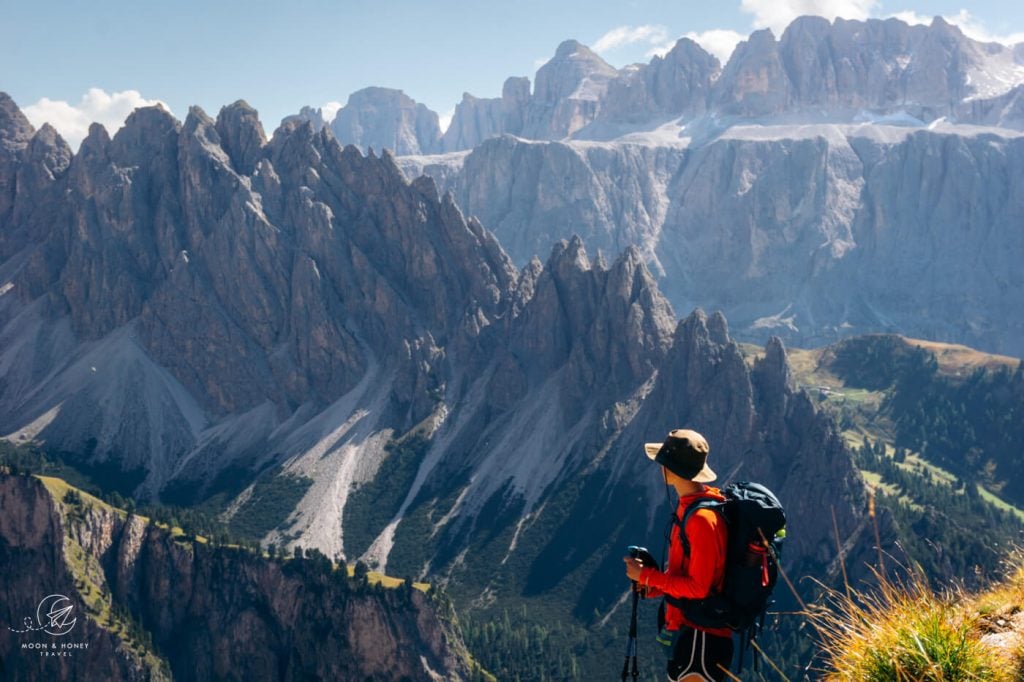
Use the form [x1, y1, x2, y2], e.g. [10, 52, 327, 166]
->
[808, 561, 1024, 681]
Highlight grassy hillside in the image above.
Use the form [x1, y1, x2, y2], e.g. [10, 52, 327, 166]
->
[811, 558, 1024, 680]
[744, 335, 1024, 589]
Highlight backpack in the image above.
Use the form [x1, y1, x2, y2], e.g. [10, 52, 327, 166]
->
[663, 482, 786, 668]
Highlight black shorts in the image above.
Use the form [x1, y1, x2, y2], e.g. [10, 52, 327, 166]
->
[667, 628, 734, 681]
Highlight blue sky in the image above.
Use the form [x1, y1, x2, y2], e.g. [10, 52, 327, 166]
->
[3, 0, 1023, 147]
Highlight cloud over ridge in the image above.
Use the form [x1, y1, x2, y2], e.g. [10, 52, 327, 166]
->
[22, 88, 170, 150]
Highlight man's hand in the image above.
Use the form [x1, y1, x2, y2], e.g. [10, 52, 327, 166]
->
[623, 556, 644, 582]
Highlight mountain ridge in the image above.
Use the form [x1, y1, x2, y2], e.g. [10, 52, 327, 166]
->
[288, 15, 1024, 157]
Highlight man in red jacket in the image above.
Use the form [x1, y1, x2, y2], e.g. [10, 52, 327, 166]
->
[624, 429, 733, 682]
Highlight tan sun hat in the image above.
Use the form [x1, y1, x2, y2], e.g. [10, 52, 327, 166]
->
[644, 429, 716, 483]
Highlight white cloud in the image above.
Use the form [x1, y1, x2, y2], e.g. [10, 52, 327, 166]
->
[740, 0, 878, 36]
[22, 88, 170, 150]
[593, 24, 670, 54]
[438, 108, 455, 134]
[888, 9, 1024, 46]
[319, 100, 343, 123]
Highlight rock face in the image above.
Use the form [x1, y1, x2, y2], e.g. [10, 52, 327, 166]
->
[330, 87, 442, 155]
[403, 123, 1024, 357]
[521, 40, 619, 140]
[439, 38, 624, 152]
[713, 16, 1023, 119]
[440, 77, 533, 153]
[595, 38, 720, 126]
[0, 474, 473, 681]
[421, 134, 686, 268]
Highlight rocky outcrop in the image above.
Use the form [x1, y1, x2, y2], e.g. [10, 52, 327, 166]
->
[279, 105, 328, 133]
[959, 84, 1024, 129]
[441, 93, 506, 153]
[330, 87, 442, 155]
[595, 38, 719, 127]
[0, 92, 35, 226]
[0, 473, 474, 680]
[440, 76, 533, 152]
[522, 40, 619, 140]
[214, 100, 266, 175]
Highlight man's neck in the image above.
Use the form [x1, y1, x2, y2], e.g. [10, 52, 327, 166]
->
[673, 480, 705, 498]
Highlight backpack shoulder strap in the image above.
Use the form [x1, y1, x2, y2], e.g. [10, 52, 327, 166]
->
[673, 497, 725, 557]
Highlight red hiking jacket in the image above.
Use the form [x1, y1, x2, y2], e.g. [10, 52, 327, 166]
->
[638, 486, 731, 638]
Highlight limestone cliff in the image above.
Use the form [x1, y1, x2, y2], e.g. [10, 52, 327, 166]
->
[405, 124, 1024, 357]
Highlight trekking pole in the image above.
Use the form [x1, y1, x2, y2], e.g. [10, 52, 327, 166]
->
[621, 587, 639, 681]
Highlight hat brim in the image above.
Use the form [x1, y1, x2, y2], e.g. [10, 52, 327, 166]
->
[691, 464, 717, 483]
[644, 443, 717, 483]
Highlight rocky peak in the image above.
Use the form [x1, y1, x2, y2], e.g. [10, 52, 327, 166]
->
[280, 104, 328, 132]
[440, 92, 503, 152]
[0, 92, 34, 151]
[79, 122, 112, 157]
[707, 310, 731, 345]
[502, 76, 531, 134]
[61, 123, 111, 200]
[598, 37, 719, 124]
[715, 28, 791, 116]
[24, 124, 71, 177]
[439, 76, 535, 152]
[753, 335, 793, 399]
[14, 124, 72, 209]
[532, 39, 618, 105]
[524, 40, 619, 138]
[904, 16, 974, 106]
[555, 38, 585, 58]
[509, 238, 672, 401]
[183, 105, 221, 146]
[108, 104, 181, 167]
[666, 309, 751, 403]
[331, 87, 442, 156]
[549, 234, 591, 276]
[215, 99, 267, 175]
[0, 93, 34, 225]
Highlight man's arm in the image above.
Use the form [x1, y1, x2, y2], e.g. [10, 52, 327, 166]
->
[638, 510, 722, 600]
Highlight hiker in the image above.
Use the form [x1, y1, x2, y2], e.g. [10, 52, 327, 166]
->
[624, 429, 734, 682]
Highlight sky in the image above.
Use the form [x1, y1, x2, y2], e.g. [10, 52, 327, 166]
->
[3, 0, 1024, 149]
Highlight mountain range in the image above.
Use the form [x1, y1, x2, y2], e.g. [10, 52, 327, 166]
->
[293, 16, 1024, 154]
[0, 81, 886, 676]
[1, 12, 1023, 679]
[292, 15, 1024, 356]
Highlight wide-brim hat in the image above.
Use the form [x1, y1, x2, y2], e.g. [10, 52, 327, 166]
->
[644, 429, 716, 483]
